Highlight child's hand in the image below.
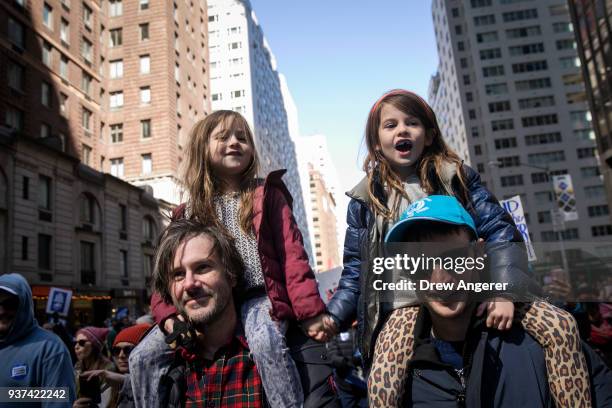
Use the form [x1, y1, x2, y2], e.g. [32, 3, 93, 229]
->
[301, 314, 329, 342]
[476, 297, 514, 330]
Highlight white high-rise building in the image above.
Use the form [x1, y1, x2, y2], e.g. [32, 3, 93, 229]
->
[207, 0, 311, 258]
[430, 0, 612, 255]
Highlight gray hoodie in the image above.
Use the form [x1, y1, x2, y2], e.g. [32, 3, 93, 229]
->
[0, 273, 76, 407]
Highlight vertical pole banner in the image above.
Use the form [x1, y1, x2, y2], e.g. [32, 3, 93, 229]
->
[500, 195, 537, 262]
[552, 174, 579, 221]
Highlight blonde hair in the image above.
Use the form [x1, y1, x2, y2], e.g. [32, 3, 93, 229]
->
[181, 110, 259, 234]
[363, 90, 470, 220]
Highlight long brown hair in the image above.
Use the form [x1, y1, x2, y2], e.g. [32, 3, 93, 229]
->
[363, 89, 469, 220]
[181, 110, 259, 234]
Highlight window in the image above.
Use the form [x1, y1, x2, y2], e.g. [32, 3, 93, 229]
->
[592, 225, 612, 237]
[560, 57, 580, 69]
[43, 3, 53, 30]
[498, 156, 521, 167]
[110, 123, 123, 143]
[82, 144, 92, 165]
[82, 107, 92, 133]
[492, 119, 514, 131]
[469, 109, 476, 119]
[142, 154, 152, 174]
[509, 43, 544, 56]
[512, 60, 548, 73]
[110, 91, 124, 109]
[460, 58, 468, 68]
[8, 61, 24, 91]
[485, 83, 508, 95]
[525, 132, 561, 145]
[455, 25, 463, 35]
[38, 234, 52, 270]
[40, 123, 51, 138]
[140, 0, 149, 10]
[553, 22, 572, 33]
[476, 31, 498, 43]
[501, 175, 524, 187]
[139, 23, 149, 41]
[528, 151, 565, 165]
[5, 107, 24, 131]
[143, 217, 156, 241]
[518, 96, 555, 109]
[451, 8, 459, 17]
[588, 205, 609, 217]
[60, 18, 69, 43]
[39, 175, 51, 210]
[81, 71, 92, 95]
[21, 236, 28, 260]
[577, 147, 597, 158]
[522, 114, 558, 127]
[506, 26, 541, 39]
[474, 145, 482, 155]
[581, 166, 600, 178]
[556, 39, 576, 50]
[8, 17, 25, 48]
[515, 78, 552, 91]
[474, 14, 495, 26]
[120, 250, 128, 278]
[139, 55, 150, 74]
[489, 101, 511, 113]
[479, 48, 501, 60]
[585, 185, 605, 198]
[42, 42, 53, 67]
[83, 3, 92, 29]
[80, 241, 95, 284]
[81, 37, 92, 62]
[463, 75, 471, 85]
[110, 59, 123, 78]
[471, 0, 492, 7]
[494, 137, 517, 149]
[483, 65, 505, 77]
[549, 4, 568, 15]
[60, 55, 69, 79]
[531, 172, 549, 184]
[119, 204, 127, 232]
[110, 28, 122, 47]
[141, 119, 151, 138]
[503, 9, 537, 22]
[140, 87, 151, 104]
[41, 82, 51, 107]
[109, 0, 122, 16]
[110, 158, 124, 177]
[23, 176, 30, 200]
[457, 41, 465, 51]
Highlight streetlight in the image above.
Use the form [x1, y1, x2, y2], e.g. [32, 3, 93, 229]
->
[488, 160, 569, 272]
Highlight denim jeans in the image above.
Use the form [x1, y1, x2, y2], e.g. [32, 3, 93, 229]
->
[241, 295, 304, 408]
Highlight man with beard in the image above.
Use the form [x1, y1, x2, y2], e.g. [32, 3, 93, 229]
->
[134, 219, 263, 407]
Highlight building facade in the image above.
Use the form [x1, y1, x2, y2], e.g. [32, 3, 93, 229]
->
[0, 131, 169, 325]
[308, 164, 341, 272]
[207, 0, 311, 257]
[430, 0, 612, 253]
[568, 0, 612, 224]
[1, 0, 210, 205]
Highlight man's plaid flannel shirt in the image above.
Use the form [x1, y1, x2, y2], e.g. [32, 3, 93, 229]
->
[184, 335, 263, 408]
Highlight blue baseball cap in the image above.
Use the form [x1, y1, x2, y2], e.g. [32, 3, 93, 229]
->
[385, 195, 477, 243]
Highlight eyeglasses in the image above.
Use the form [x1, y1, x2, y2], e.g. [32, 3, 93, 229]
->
[75, 339, 90, 347]
[111, 345, 134, 357]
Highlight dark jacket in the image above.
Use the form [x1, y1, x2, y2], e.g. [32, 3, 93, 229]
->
[326, 165, 538, 363]
[406, 306, 612, 408]
[152, 169, 326, 323]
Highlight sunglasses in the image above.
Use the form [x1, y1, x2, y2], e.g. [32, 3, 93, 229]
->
[75, 339, 90, 347]
[0, 297, 19, 309]
[112, 345, 134, 357]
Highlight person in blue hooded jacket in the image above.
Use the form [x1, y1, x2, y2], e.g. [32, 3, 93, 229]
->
[0, 273, 76, 407]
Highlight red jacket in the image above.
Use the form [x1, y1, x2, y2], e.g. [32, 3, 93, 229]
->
[151, 169, 326, 324]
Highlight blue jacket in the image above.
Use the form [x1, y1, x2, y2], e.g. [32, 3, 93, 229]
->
[406, 307, 612, 408]
[0, 273, 76, 407]
[326, 165, 539, 362]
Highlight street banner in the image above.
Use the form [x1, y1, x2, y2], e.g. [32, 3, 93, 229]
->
[552, 174, 579, 221]
[500, 195, 537, 262]
[46, 287, 72, 317]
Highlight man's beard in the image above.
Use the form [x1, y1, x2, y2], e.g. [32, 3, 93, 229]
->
[174, 285, 231, 328]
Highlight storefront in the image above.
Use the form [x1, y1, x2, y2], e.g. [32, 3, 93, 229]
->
[31, 285, 112, 327]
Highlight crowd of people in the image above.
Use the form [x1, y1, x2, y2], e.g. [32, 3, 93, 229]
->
[1, 89, 611, 407]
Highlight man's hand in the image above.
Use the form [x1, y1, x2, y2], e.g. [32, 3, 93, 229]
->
[80, 369, 125, 389]
[301, 314, 329, 342]
[477, 297, 514, 330]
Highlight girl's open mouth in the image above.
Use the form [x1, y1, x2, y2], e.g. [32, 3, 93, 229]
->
[395, 140, 413, 152]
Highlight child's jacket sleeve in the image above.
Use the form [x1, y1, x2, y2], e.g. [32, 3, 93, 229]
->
[464, 165, 540, 297]
[268, 185, 326, 321]
[325, 198, 367, 330]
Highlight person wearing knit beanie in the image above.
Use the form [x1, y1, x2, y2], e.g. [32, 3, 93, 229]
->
[76, 326, 110, 353]
[113, 323, 152, 349]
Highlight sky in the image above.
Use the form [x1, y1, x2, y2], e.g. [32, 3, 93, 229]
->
[249, 0, 440, 196]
